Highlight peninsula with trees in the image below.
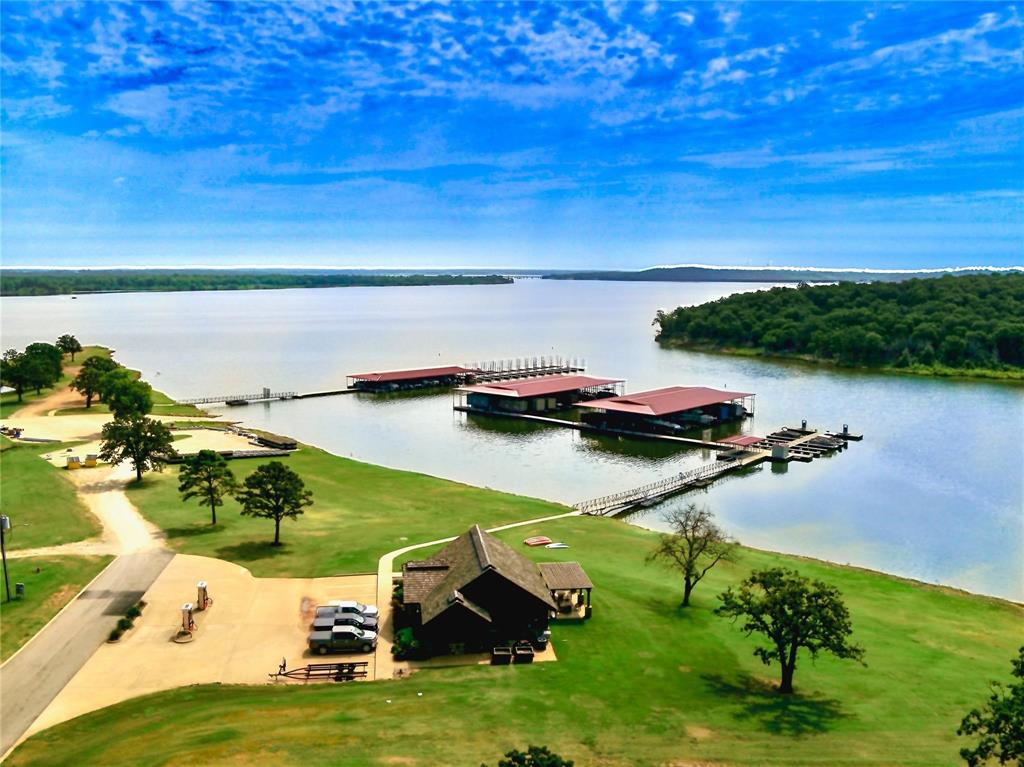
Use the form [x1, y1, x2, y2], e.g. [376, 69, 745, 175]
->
[654, 273, 1024, 380]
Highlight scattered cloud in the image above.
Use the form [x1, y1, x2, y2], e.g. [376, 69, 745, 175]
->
[1, 1, 1021, 267]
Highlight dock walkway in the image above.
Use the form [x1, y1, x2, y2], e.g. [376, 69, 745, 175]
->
[574, 429, 853, 516]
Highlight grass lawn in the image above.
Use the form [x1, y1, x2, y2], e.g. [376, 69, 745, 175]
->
[7, 515, 1021, 766]
[0, 346, 112, 419]
[125, 445, 566, 576]
[0, 438, 100, 550]
[0, 555, 113, 662]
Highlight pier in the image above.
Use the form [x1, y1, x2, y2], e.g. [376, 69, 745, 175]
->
[572, 428, 854, 516]
[178, 388, 299, 406]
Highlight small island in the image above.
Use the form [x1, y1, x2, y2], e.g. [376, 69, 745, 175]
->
[0, 270, 513, 297]
[654, 273, 1024, 380]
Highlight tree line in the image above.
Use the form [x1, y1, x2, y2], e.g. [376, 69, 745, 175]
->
[654, 273, 1024, 374]
[0, 271, 512, 296]
[1, 334, 83, 401]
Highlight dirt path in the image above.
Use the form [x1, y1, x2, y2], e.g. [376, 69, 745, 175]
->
[11, 367, 86, 418]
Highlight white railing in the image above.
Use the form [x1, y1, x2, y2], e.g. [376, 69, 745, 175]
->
[574, 458, 740, 516]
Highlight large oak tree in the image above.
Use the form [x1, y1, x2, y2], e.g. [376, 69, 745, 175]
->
[99, 416, 177, 482]
[716, 567, 865, 694]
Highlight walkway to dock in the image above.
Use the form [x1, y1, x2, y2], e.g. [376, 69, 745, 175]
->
[178, 389, 298, 406]
[573, 429, 854, 516]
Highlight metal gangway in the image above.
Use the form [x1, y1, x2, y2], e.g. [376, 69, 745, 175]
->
[178, 388, 298, 405]
[466, 355, 585, 382]
[574, 457, 748, 517]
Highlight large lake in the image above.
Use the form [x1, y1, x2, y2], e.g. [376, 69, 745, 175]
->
[3, 280, 1021, 600]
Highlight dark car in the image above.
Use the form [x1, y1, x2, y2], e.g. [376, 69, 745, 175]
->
[311, 612, 379, 632]
[307, 625, 377, 655]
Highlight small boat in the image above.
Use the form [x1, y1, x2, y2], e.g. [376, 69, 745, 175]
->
[523, 536, 552, 547]
[544, 542, 569, 549]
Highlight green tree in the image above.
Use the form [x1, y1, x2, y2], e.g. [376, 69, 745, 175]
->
[178, 449, 238, 525]
[99, 368, 153, 419]
[235, 462, 313, 546]
[70, 356, 119, 408]
[22, 342, 63, 393]
[958, 646, 1024, 767]
[0, 349, 29, 402]
[55, 334, 83, 361]
[994, 325, 1024, 366]
[99, 416, 177, 482]
[482, 745, 574, 767]
[647, 503, 736, 607]
[716, 567, 865, 694]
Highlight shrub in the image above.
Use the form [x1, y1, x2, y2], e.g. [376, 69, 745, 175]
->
[125, 605, 141, 619]
[108, 628, 123, 641]
[116, 617, 134, 632]
[392, 627, 422, 660]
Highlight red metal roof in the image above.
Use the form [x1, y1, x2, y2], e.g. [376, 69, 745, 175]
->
[459, 374, 623, 399]
[577, 386, 753, 416]
[349, 365, 477, 383]
[720, 434, 762, 446]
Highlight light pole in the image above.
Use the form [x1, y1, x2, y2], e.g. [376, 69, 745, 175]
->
[0, 515, 10, 602]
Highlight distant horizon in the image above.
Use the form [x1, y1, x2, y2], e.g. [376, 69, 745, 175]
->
[3, 262, 1022, 274]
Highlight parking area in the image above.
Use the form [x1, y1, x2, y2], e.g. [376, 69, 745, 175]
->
[28, 554, 378, 737]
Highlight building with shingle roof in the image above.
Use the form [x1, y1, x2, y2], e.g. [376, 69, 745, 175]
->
[402, 525, 588, 650]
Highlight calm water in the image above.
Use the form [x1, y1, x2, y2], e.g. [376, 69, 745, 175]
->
[3, 280, 1021, 600]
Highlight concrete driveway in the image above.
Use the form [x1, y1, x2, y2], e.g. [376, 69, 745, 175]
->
[26, 554, 379, 738]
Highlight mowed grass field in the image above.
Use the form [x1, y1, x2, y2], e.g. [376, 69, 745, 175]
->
[125, 445, 567, 576]
[0, 555, 113, 662]
[0, 438, 100, 549]
[7, 515, 1021, 766]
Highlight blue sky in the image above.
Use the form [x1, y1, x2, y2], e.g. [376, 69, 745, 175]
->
[1, 1, 1021, 269]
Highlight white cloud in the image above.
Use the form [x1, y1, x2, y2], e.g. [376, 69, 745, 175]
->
[1, 95, 70, 121]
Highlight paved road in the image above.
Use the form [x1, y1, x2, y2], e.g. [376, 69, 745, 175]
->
[0, 550, 174, 757]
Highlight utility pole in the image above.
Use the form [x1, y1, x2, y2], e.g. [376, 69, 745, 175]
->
[0, 515, 10, 602]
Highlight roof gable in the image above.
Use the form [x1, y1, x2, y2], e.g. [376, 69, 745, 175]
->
[414, 526, 557, 622]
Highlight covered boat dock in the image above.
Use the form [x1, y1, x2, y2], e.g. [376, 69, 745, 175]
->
[578, 386, 754, 435]
[455, 374, 624, 415]
[347, 365, 479, 392]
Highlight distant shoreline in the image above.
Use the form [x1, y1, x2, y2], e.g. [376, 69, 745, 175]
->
[0, 271, 513, 297]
